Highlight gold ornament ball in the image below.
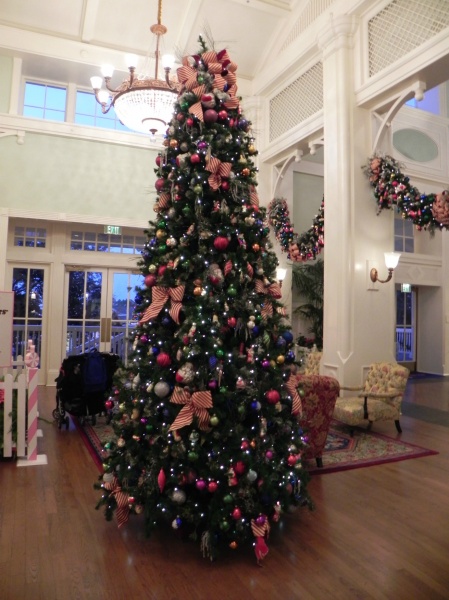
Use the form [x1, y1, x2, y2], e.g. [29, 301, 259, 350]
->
[248, 144, 256, 154]
[156, 229, 167, 240]
[193, 286, 203, 296]
[170, 139, 178, 148]
[252, 243, 260, 252]
[241, 167, 250, 177]
[276, 355, 285, 364]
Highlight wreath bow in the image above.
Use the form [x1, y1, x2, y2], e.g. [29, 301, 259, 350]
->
[169, 387, 213, 431]
[139, 285, 185, 325]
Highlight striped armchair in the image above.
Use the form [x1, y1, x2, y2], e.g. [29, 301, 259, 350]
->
[333, 362, 410, 434]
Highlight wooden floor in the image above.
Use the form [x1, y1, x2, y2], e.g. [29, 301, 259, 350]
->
[1, 377, 449, 600]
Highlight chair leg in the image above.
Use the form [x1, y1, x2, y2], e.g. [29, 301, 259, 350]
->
[395, 419, 402, 433]
[316, 456, 323, 468]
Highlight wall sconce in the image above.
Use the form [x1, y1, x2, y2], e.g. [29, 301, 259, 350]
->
[276, 267, 287, 287]
[370, 252, 401, 284]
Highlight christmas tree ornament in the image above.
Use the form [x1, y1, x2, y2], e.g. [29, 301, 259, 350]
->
[154, 381, 170, 397]
[156, 352, 172, 367]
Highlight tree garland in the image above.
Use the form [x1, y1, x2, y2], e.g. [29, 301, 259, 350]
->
[268, 154, 449, 262]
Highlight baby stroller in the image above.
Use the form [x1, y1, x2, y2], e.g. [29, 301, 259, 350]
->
[53, 350, 119, 429]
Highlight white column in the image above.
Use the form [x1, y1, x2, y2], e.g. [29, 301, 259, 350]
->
[0, 212, 9, 289]
[318, 16, 397, 386]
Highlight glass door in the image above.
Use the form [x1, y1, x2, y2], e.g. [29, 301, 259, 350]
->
[9, 265, 48, 384]
[64, 268, 142, 364]
[396, 286, 416, 372]
[106, 271, 142, 365]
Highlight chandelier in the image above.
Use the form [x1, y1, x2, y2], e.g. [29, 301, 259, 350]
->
[90, 0, 178, 135]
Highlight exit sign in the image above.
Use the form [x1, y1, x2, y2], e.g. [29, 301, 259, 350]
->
[401, 283, 411, 293]
[104, 225, 122, 235]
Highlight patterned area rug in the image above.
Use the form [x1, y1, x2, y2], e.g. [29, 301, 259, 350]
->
[306, 420, 438, 474]
[75, 416, 438, 475]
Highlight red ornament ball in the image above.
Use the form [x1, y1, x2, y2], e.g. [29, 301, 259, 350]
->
[155, 178, 165, 192]
[218, 110, 228, 120]
[156, 352, 172, 367]
[234, 461, 246, 475]
[144, 274, 156, 287]
[287, 454, 298, 466]
[221, 180, 230, 191]
[204, 109, 218, 124]
[227, 317, 237, 328]
[213, 236, 229, 251]
[190, 153, 201, 164]
[105, 399, 114, 410]
[208, 481, 218, 493]
[265, 389, 280, 404]
[232, 507, 242, 520]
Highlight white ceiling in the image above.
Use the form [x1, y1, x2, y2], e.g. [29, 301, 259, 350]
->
[0, 0, 296, 89]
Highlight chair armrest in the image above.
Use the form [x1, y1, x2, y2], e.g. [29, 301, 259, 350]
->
[358, 390, 401, 399]
[340, 385, 364, 392]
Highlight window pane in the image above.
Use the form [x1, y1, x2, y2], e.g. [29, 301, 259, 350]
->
[12, 268, 28, 318]
[46, 86, 66, 110]
[68, 271, 85, 319]
[24, 82, 46, 105]
[75, 114, 95, 126]
[76, 91, 96, 113]
[404, 238, 414, 252]
[394, 219, 403, 235]
[45, 109, 65, 121]
[23, 106, 44, 118]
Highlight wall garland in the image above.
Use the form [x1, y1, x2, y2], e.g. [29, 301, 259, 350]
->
[268, 154, 449, 262]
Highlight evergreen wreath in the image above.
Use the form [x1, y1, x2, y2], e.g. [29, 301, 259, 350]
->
[365, 154, 449, 233]
[268, 155, 449, 262]
[267, 197, 324, 262]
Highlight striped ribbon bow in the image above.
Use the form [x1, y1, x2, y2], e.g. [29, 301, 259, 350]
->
[254, 279, 282, 321]
[169, 387, 213, 432]
[251, 517, 270, 564]
[249, 186, 260, 209]
[206, 156, 232, 190]
[285, 378, 303, 417]
[104, 476, 130, 528]
[176, 49, 240, 119]
[139, 285, 185, 325]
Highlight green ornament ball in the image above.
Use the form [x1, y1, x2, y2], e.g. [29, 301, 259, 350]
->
[188, 451, 199, 461]
[223, 494, 233, 504]
[216, 349, 225, 359]
[227, 286, 237, 297]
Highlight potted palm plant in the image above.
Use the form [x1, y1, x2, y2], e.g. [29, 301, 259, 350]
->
[292, 259, 324, 350]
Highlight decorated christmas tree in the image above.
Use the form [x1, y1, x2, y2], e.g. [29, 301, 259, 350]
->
[96, 36, 312, 562]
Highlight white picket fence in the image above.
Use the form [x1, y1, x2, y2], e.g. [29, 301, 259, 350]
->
[1, 357, 45, 463]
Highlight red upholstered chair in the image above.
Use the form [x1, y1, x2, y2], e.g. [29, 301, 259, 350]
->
[290, 372, 340, 468]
